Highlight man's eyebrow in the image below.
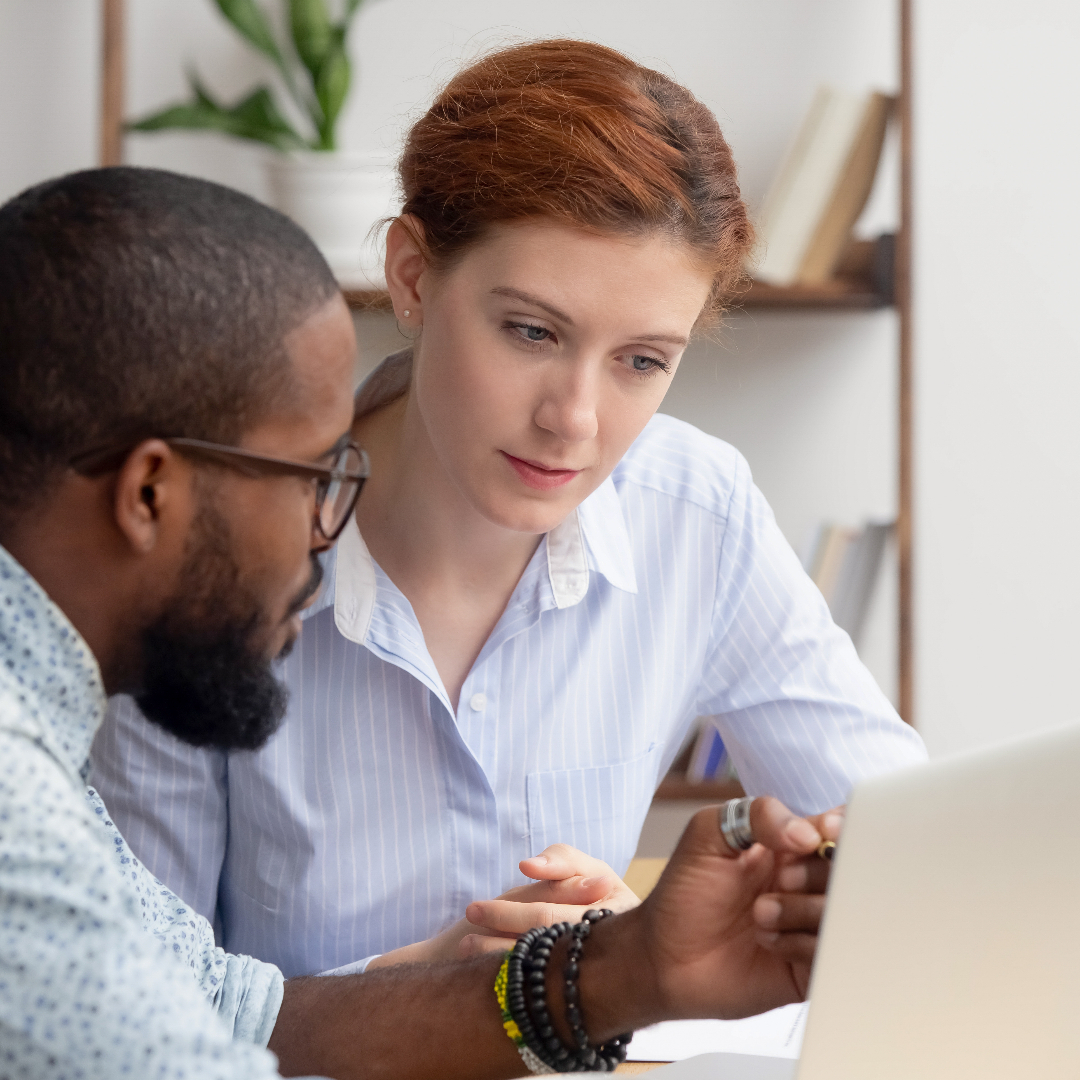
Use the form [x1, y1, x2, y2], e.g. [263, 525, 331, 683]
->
[490, 286, 574, 325]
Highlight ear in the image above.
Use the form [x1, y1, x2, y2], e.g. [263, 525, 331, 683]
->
[112, 439, 191, 555]
[384, 215, 429, 324]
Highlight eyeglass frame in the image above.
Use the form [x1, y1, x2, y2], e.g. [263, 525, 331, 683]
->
[69, 436, 370, 542]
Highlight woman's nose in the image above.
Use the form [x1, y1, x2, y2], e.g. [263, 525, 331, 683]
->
[533, 371, 599, 443]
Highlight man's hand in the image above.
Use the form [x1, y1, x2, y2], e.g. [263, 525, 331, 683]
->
[570, 798, 844, 1041]
[367, 845, 638, 969]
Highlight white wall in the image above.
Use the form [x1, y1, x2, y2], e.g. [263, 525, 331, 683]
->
[0, 0, 901, 702]
[913, 2, 1080, 755]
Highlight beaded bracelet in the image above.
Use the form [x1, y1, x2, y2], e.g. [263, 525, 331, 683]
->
[497, 910, 633, 1073]
[495, 952, 556, 1075]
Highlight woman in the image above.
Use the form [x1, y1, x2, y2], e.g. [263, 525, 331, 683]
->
[93, 39, 925, 978]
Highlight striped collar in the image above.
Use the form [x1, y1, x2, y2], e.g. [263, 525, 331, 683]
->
[311, 349, 638, 645]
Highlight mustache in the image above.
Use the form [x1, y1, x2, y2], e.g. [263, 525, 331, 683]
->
[286, 553, 325, 617]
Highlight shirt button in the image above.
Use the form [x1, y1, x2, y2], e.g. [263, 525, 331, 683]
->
[469, 692, 487, 712]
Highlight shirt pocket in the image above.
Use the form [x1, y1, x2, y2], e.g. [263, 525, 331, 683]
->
[526, 743, 659, 877]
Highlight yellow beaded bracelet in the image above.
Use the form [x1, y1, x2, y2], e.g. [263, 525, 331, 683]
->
[495, 952, 556, 1075]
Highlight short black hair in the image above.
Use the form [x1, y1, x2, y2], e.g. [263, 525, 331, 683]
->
[0, 166, 340, 538]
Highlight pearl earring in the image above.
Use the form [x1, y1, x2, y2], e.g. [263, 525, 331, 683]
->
[402, 309, 411, 318]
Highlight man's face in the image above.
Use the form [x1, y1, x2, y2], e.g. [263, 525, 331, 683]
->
[136, 295, 357, 751]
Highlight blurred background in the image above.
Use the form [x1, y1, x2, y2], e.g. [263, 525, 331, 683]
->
[2, 0, 1077, 780]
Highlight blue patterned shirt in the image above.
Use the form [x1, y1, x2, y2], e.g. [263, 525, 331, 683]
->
[0, 544, 301, 1079]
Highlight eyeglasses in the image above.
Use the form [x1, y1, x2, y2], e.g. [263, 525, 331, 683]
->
[70, 436, 370, 542]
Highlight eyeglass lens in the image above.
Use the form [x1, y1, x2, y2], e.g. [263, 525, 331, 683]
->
[319, 444, 366, 538]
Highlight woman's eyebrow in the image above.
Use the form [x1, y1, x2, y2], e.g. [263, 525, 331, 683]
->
[490, 286, 573, 325]
[636, 333, 689, 347]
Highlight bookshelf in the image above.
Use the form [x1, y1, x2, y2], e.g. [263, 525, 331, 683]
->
[343, 265, 890, 315]
[98, 0, 915, 791]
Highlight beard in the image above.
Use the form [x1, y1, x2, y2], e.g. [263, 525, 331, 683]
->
[135, 494, 323, 752]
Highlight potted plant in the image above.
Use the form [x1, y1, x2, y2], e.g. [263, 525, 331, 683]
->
[129, 0, 396, 285]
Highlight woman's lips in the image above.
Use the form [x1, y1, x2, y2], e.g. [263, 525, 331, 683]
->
[501, 451, 581, 490]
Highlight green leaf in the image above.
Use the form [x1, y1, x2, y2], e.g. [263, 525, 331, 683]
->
[289, 0, 334, 80]
[213, 0, 288, 72]
[127, 84, 308, 152]
[344, 0, 365, 22]
[187, 68, 222, 110]
[314, 35, 350, 150]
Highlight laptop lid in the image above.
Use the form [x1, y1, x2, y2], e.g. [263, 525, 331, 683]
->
[796, 718, 1080, 1079]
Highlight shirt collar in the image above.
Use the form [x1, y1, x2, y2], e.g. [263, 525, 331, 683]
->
[328, 349, 638, 636]
[0, 543, 106, 784]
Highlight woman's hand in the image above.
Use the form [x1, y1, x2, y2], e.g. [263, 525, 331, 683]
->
[366, 844, 638, 969]
[458, 844, 640, 957]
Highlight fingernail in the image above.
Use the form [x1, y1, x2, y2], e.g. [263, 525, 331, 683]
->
[529, 854, 548, 865]
[755, 897, 782, 928]
[823, 813, 843, 837]
[785, 818, 819, 848]
[580, 876, 604, 889]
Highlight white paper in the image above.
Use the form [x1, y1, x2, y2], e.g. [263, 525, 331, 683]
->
[633, 1052, 798, 1080]
[628, 1003, 808, 1062]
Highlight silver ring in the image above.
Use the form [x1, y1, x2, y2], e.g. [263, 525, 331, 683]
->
[719, 797, 756, 852]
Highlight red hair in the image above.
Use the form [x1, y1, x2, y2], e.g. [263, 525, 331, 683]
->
[398, 39, 753, 315]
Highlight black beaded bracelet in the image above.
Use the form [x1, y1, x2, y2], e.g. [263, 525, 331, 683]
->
[504, 910, 633, 1073]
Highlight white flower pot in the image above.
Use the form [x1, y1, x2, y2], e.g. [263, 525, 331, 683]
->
[265, 151, 400, 289]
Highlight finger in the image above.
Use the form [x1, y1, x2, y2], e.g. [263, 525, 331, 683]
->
[775, 856, 831, 894]
[749, 797, 823, 857]
[519, 844, 613, 882]
[494, 872, 620, 906]
[754, 930, 819, 966]
[457, 933, 518, 959]
[805, 807, 845, 844]
[753, 892, 825, 934]
[467, 898, 589, 934]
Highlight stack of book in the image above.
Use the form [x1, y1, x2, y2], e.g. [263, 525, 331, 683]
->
[803, 520, 893, 648]
[753, 86, 894, 287]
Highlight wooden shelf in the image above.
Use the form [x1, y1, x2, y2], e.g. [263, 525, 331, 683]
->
[343, 288, 394, 312]
[342, 281, 885, 314]
[342, 248, 892, 315]
[652, 772, 745, 802]
[732, 275, 885, 310]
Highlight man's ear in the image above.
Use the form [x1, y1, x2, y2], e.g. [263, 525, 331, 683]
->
[112, 439, 187, 554]
[384, 215, 429, 324]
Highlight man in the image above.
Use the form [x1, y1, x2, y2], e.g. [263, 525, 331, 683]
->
[0, 167, 834, 1080]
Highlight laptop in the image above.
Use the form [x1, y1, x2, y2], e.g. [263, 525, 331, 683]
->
[648, 718, 1080, 1079]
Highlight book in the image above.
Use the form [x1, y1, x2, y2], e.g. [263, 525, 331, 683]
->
[753, 87, 894, 287]
[804, 521, 893, 649]
[686, 719, 733, 784]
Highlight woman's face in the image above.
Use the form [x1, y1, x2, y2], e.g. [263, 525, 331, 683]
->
[411, 219, 714, 534]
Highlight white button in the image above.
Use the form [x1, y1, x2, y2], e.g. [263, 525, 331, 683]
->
[469, 692, 487, 712]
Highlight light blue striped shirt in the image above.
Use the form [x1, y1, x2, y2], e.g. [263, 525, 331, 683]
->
[92, 350, 926, 980]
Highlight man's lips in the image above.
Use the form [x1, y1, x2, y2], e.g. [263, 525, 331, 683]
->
[501, 451, 582, 491]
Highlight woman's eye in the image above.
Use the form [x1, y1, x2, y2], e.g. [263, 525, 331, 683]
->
[628, 354, 670, 375]
[511, 323, 551, 343]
